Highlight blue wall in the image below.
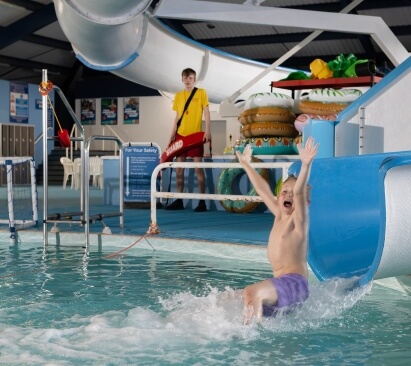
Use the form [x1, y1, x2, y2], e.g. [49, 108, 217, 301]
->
[0, 79, 54, 166]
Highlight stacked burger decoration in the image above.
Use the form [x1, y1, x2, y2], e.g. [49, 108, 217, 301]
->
[236, 92, 299, 155]
[294, 88, 362, 134]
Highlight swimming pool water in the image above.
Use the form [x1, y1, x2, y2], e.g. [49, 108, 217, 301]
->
[0, 243, 410, 365]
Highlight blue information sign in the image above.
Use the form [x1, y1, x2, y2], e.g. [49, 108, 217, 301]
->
[123, 145, 160, 202]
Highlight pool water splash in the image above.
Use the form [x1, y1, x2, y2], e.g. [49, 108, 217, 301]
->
[159, 285, 255, 341]
[258, 277, 372, 332]
[0, 246, 410, 365]
[156, 278, 371, 338]
[1, 279, 369, 363]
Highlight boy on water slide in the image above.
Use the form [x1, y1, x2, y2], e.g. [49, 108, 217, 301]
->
[236, 136, 318, 323]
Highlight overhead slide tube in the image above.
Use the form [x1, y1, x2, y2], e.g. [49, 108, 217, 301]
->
[110, 17, 292, 103]
[53, 0, 292, 103]
[53, 0, 152, 69]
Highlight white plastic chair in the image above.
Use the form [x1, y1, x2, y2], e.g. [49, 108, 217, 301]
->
[89, 156, 103, 189]
[73, 158, 81, 190]
[60, 157, 75, 189]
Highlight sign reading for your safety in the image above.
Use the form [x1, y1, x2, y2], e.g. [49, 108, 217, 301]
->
[123, 145, 160, 202]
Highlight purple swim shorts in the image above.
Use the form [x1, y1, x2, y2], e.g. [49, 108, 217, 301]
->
[262, 273, 309, 317]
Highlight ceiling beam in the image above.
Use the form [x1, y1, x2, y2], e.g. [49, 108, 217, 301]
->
[201, 31, 362, 48]
[155, 0, 409, 65]
[167, 0, 411, 27]
[23, 33, 72, 50]
[0, 2, 57, 49]
[283, 0, 411, 12]
[1, 0, 43, 11]
[191, 24, 409, 52]
[0, 54, 72, 75]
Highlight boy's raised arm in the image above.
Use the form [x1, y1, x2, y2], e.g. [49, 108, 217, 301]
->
[236, 145, 278, 213]
[293, 136, 319, 197]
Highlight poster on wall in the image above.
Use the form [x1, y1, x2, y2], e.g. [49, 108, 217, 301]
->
[123, 97, 139, 124]
[35, 99, 54, 127]
[81, 99, 96, 125]
[101, 98, 118, 125]
[10, 82, 29, 123]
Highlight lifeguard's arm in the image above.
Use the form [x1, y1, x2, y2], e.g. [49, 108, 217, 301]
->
[168, 111, 180, 145]
[293, 136, 318, 221]
[236, 144, 279, 215]
[203, 105, 211, 142]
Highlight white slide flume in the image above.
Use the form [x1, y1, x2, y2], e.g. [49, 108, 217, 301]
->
[53, 0, 294, 104]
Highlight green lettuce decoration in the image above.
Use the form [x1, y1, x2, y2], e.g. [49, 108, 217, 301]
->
[327, 53, 369, 78]
[279, 71, 310, 81]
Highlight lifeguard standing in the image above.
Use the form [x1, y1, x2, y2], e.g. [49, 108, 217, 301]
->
[165, 68, 211, 212]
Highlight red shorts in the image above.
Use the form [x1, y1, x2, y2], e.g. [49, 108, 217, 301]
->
[175, 133, 204, 158]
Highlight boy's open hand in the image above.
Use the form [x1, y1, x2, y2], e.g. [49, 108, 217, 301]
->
[297, 136, 319, 165]
[236, 144, 253, 164]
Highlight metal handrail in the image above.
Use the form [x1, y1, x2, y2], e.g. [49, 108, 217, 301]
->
[83, 135, 124, 247]
[42, 72, 86, 246]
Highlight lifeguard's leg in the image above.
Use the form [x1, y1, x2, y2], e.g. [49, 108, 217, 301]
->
[193, 157, 205, 194]
[175, 156, 186, 193]
[243, 279, 279, 323]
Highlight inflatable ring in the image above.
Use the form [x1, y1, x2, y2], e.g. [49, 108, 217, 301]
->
[298, 100, 349, 115]
[298, 88, 362, 115]
[235, 137, 296, 155]
[244, 92, 294, 110]
[238, 107, 296, 125]
[308, 88, 362, 103]
[241, 121, 298, 138]
[217, 157, 270, 213]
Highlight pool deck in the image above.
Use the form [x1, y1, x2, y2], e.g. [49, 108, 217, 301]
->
[0, 186, 274, 248]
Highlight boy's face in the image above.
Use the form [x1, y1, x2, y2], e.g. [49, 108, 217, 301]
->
[279, 179, 296, 214]
[182, 74, 196, 89]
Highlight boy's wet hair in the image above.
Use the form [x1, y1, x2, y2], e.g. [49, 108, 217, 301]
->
[182, 68, 196, 77]
[283, 174, 297, 184]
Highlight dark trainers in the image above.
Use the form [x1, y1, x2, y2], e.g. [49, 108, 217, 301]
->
[165, 199, 184, 210]
[194, 200, 207, 212]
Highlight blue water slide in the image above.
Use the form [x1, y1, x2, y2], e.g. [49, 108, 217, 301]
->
[289, 152, 411, 285]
